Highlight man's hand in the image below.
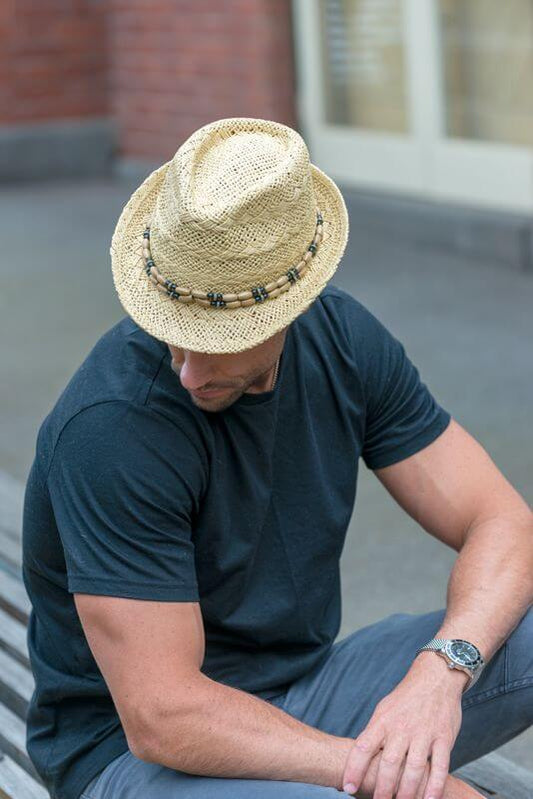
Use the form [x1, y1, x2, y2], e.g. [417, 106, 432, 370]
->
[341, 653, 468, 799]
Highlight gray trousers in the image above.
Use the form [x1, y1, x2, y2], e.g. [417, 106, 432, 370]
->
[80, 607, 533, 798]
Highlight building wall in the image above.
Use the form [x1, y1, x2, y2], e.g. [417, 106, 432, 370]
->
[110, 0, 297, 163]
[0, 0, 109, 125]
[0, 0, 297, 176]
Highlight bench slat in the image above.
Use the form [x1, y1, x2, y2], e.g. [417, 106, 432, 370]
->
[0, 568, 31, 625]
[0, 528, 21, 572]
[0, 704, 44, 786]
[0, 647, 34, 719]
[0, 753, 49, 799]
[0, 470, 24, 542]
[0, 606, 29, 667]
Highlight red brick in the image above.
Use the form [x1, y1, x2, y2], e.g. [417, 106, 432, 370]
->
[0, 0, 296, 153]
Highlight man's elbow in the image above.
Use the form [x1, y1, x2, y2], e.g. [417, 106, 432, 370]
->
[125, 677, 208, 765]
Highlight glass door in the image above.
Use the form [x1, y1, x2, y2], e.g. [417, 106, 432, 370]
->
[292, 0, 533, 211]
[432, 0, 533, 209]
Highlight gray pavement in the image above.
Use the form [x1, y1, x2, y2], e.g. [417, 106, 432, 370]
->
[1, 177, 532, 768]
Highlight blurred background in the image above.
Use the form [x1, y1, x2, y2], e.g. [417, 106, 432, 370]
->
[1, 0, 532, 771]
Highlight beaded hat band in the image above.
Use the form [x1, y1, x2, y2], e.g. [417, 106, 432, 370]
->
[109, 117, 349, 354]
[142, 209, 324, 309]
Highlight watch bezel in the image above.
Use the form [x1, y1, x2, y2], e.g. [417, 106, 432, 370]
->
[443, 639, 483, 669]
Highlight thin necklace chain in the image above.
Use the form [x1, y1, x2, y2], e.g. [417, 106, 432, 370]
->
[270, 354, 281, 390]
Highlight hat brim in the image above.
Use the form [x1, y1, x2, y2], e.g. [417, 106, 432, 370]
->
[110, 161, 349, 354]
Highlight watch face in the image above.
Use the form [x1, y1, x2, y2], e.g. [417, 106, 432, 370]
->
[445, 639, 482, 667]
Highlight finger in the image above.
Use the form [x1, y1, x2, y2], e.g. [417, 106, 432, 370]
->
[371, 738, 410, 799]
[343, 727, 385, 794]
[394, 739, 431, 799]
[423, 737, 451, 799]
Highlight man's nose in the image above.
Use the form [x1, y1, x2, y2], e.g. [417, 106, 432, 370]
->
[178, 353, 217, 390]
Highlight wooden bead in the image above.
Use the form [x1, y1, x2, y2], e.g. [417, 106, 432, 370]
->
[191, 289, 208, 300]
[174, 286, 191, 295]
[279, 281, 291, 294]
[264, 280, 278, 293]
[240, 297, 256, 307]
[221, 293, 239, 303]
[225, 300, 241, 309]
[276, 275, 289, 287]
[268, 287, 281, 299]
[303, 250, 313, 262]
[237, 290, 253, 300]
[195, 298, 211, 307]
[177, 295, 194, 303]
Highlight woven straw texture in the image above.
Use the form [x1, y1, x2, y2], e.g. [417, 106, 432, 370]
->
[110, 117, 349, 353]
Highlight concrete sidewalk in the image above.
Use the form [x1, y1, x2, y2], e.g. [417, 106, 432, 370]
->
[1, 177, 531, 768]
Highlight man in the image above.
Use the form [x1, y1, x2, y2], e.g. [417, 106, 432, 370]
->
[22, 117, 532, 799]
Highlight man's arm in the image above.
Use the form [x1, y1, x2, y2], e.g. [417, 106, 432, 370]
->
[374, 416, 533, 659]
[75, 592, 479, 798]
[74, 592, 352, 789]
[341, 417, 533, 799]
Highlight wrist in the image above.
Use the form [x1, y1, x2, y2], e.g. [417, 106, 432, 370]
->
[412, 650, 471, 692]
[332, 737, 357, 791]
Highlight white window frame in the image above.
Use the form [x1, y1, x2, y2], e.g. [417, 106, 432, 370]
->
[292, 0, 533, 212]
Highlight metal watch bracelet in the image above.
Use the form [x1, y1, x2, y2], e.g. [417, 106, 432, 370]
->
[415, 638, 485, 693]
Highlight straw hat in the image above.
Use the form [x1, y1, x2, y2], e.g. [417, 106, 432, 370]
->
[110, 117, 349, 354]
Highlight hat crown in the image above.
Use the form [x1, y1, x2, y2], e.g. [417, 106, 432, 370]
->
[149, 118, 318, 293]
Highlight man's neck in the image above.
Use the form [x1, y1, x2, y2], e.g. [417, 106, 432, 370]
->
[245, 353, 281, 395]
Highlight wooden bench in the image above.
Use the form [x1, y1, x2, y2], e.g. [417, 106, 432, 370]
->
[0, 469, 531, 799]
[0, 472, 49, 798]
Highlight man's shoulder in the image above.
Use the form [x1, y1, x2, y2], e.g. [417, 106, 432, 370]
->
[318, 283, 359, 307]
[36, 317, 170, 468]
[307, 283, 386, 344]
[305, 283, 409, 386]
[317, 284, 377, 322]
[59, 315, 166, 405]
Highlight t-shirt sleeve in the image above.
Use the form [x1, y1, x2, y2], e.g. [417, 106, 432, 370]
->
[359, 308, 451, 470]
[46, 401, 207, 601]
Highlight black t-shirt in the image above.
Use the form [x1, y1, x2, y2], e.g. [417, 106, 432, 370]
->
[22, 284, 451, 799]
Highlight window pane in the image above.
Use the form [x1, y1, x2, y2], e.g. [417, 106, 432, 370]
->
[321, 0, 408, 133]
[439, 0, 533, 147]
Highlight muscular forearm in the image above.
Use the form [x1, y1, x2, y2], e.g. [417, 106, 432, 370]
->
[135, 675, 483, 797]
[136, 674, 353, 788]
[433, 510, 533, 659]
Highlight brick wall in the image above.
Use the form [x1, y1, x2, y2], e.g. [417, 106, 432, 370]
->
[0, 0, 297, 168]
[1, 0, 109, 124]
[110, 0, 298, 162]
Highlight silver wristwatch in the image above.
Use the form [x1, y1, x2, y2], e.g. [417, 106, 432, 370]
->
[415, 638, 485, 693]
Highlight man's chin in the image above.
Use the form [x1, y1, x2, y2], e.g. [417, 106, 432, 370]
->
[189, 388, 242, 412]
